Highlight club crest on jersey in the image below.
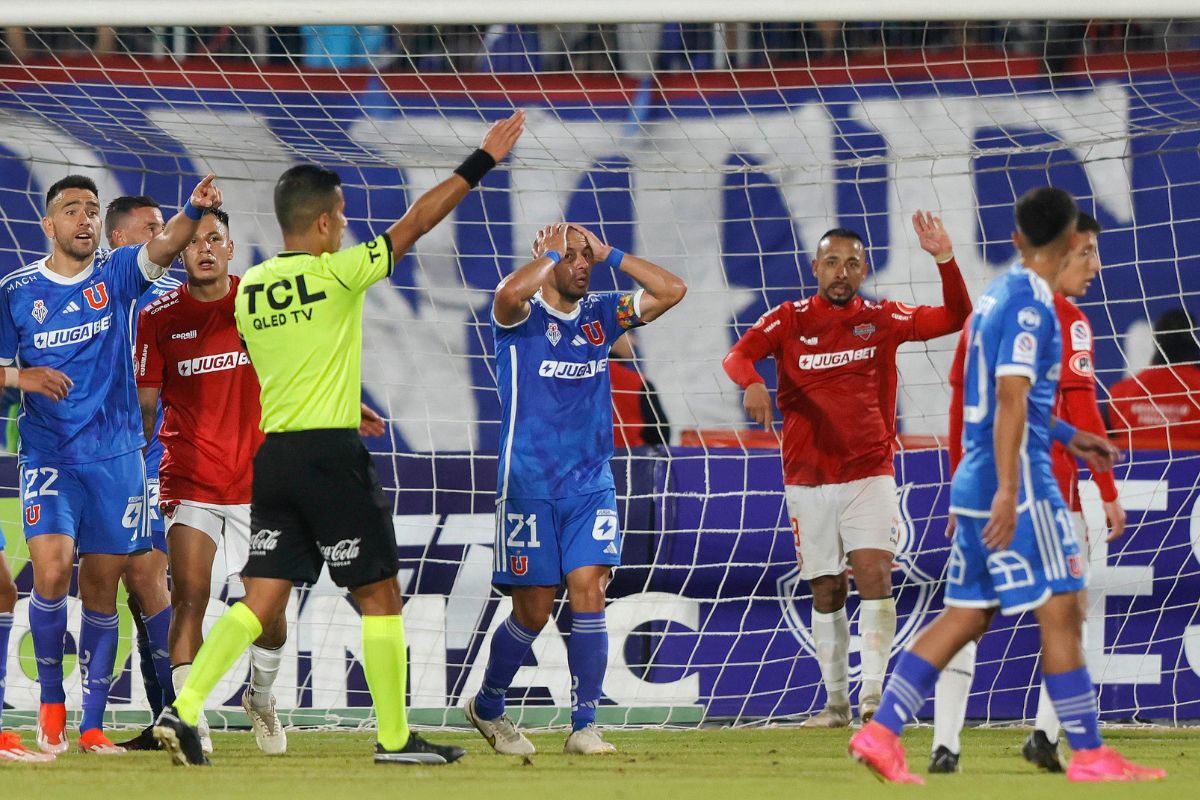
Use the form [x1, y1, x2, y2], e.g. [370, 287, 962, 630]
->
[852, 323, 876, 341]
[31, 299, 47, 324]
[83, 282, 109, 310]
[546, 321, 562, 346]
[510, 555, 529, 575]
[24, 503, 40, 525]
[582, 320, 606, 346]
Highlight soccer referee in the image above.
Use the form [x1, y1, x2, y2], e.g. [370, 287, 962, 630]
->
[154, 110, 525, 767]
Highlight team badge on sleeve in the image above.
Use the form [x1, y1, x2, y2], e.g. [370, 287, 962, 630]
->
[616, 293, 644, 330]
[1018, 307, 1041, 331]
[1070, 320, 1092, 350]
[1069, 351, 1093, 376]
[1013, 332, 1037, 364]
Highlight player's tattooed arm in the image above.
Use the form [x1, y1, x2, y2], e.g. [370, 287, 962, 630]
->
[493, 222, 570, 327]
[145, 174, 224, 271]
[574, 225, 687, 324]
[137, 386, 160, 448]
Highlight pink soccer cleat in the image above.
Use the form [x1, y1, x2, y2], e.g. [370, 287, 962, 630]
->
[77, 728, 126, 755]
[848, 720, 925, 784]
[1066, 746, 1166, 782]
[0, 731, 56, 762]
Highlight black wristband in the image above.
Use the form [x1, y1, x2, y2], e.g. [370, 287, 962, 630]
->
[454, 148, 496, 188]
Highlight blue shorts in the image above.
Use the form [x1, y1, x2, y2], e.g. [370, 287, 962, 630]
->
[146, 475, 166, 553]
[946, 496, 1086, 615]
[21, 450, 152, 556]
[493, 489, 621, 586]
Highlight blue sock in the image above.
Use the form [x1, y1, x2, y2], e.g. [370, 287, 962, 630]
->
[474, 615, 539, 720]
[1044, 667, 1103, 751]
[29, 592, 68, 704]
[134, 624, 163, 718]
[141, 607, 176, 711]
[79, 608, 120, 733]
[871, 650, 940, 736]
[567, 611, 607, 732]
[0, 611, 12, 727]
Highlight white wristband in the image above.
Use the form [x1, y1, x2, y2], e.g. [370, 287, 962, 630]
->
[4, 367, 18, 388]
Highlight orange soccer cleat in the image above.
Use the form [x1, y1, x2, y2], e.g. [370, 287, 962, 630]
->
[848, 720, 925, 785]
[35, 702, 68, 754]
[1066, 746, 1166, 782]
[77, 728, 126, 755]
[0, 731, 56, 762]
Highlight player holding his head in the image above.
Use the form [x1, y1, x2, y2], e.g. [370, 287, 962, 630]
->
[722, 215, 971, 726]
[849, 187, 1162, 783]
[0, 173, 222, 755]
[103, 194, 182, 750]
[136, 208, 287, 756]
[464, 222, 686, 756]
[929, 211, 1127, 774]
[154, 110, 526, 767]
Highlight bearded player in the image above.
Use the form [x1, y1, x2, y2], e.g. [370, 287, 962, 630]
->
[136, 208, 287, 756]
[722, 214, 970, 726]
[464, 223, 686, 756]
[929, 211, 1128, 774]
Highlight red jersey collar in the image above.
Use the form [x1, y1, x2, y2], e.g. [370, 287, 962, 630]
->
[810, 293, 863, 313]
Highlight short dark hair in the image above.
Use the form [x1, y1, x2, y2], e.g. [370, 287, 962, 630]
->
[1014, 187, 1078, 248]
[104, 195, 160, 239]
[1076, 211, 1102, 235]
[1152, 308, 1199, 367]
[274, 164, 341, 236]
[203, 207, 231, 232]
[817, 227, 865, 248]
[45, 175, 99, 211]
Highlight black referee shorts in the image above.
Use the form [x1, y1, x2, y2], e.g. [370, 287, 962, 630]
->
[242, 428, 399, 589]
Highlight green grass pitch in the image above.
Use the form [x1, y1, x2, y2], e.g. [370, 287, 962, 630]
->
[3, 727, 1197, 799]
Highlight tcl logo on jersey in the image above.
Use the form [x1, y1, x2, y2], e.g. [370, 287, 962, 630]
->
[538, 359, 608, 379]
[796, 346, 877, 371]
[83, 282, 109, 310]
[176, 350, 250, 377]
[33, 314, 112, 349]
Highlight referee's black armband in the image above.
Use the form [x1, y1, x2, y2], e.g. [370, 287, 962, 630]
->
[454, 149, 496, 188]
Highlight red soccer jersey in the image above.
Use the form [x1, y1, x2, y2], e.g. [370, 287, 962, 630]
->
[136, 276, 263, 504]
[1109, 364, 1200, 449]
[728, 289, 966, 486]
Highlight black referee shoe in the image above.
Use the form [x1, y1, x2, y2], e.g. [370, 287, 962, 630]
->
[1021, 730, 1065, 773]
[928, 745, 961, 774]
[153, 705, 211, 767]
[117, 724, 162, 751]
[374, 733, 466, 765]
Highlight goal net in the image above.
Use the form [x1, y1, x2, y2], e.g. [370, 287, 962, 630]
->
[0, 11, 1198, 730]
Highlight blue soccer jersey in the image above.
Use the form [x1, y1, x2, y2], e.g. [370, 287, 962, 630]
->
[0, 246, 158, 464]
[950, 263, 1064, 514]
[493, 289, 644, 501]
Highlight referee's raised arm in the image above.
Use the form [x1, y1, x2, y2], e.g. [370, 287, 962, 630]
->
[386, 109, 525, 259]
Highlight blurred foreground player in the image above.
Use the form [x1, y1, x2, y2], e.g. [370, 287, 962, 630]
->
[848, 187, 1162, 784]
[154, 110, 525, 766]
[464, 222, 686, 756]
[722, 213, 970, 725]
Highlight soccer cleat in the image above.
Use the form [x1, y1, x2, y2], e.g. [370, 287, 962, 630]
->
[848, 721, 925, 785]
[1021, 730, 1065, 773]
[0, 731, 56, 763]
[801, 702, 851, 728]
[373, 733, 466, 765]
[116, 725, 162, 751]
[928, 745, 960, 774]
[197, 710, 213, 754]
[1066, 746, 1166, 783]
[464, 696, 535, 755]
[859, 693, 881, 724]
[242, 690, 287, 755]
[563, 725, 617, 755]
[78, 728, 126, 755]
[153, 705, 211, 767]
[36, 702, 68, 754]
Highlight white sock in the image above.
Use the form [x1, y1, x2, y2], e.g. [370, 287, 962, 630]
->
[857, 597, 897, 698]
[1034, 680, 1060, 742]
[811, 608, 850, 706]
[933, 640, 976, 754]
[248, 643, 283, 707]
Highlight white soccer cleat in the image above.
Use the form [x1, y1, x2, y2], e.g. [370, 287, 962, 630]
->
[563, 725, 616, 755]
[0, 731, 56, 762]
[859, 694, 881, 723]
[197, 711, 213, 754]
[801, 703, 852, 728]
[464, 697, 535, 755]
[242, 690, 287, 755]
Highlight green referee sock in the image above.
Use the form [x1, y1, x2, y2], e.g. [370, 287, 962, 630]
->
[361, 615, 411, 751]
[174, 602, 263, 726]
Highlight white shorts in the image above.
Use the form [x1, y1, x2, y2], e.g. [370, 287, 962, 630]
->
[785, 475, 900, 580]
[164, 499, 252, 578]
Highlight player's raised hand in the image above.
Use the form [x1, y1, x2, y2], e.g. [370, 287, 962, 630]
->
[480, 110, 525, 164]
[572, 224, 613, 264]
[945, 513, 957, 539]
[189, 174, 223, 211]
[532, 223, 569, 260]
[359, 402, 386, 438]
[19, 366, 73, 402]
[982, 488, 1018, 550]
[743, 383, 774, 429]
[913, 210, 953, 261]
[1066, 429, 1121, 474]
[1103, 498, 1127, 543]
